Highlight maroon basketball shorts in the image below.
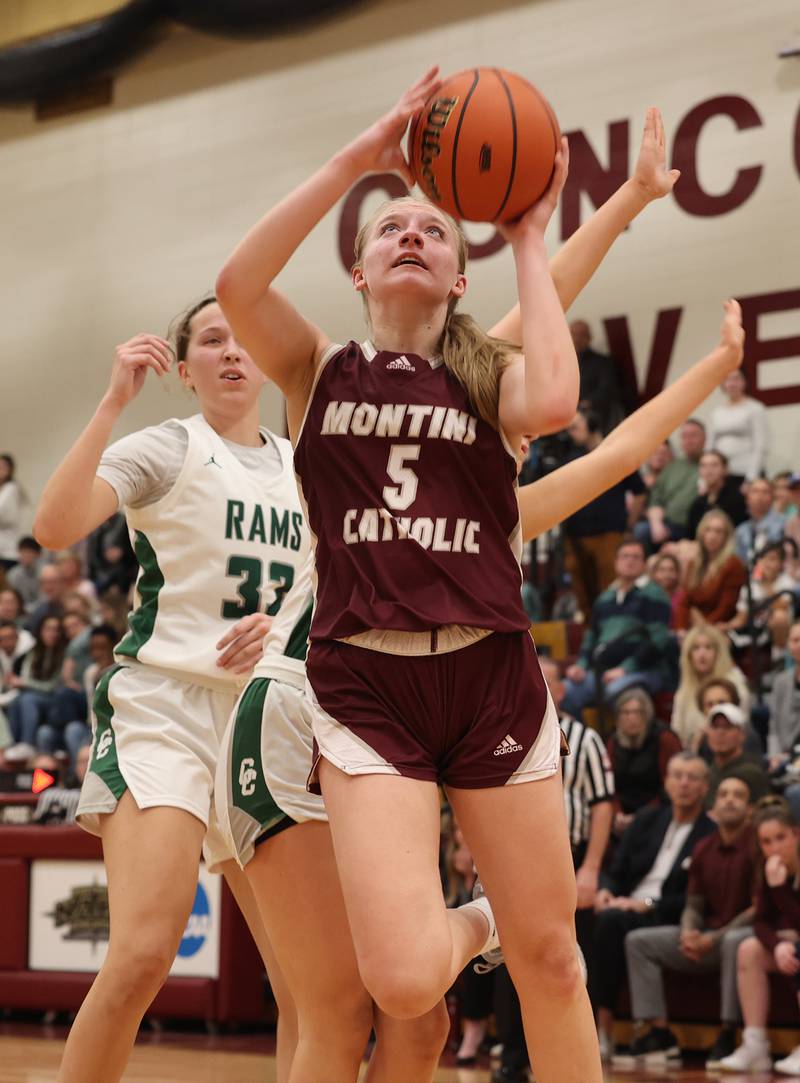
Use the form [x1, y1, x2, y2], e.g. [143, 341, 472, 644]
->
[305, 630, 561, 790]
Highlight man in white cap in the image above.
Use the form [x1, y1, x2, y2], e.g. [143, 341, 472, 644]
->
[705, 703, 770, 806]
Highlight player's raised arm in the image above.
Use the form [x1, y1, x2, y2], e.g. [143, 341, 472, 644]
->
[490, 107, 680, 340]
[215, 68, 442, 418]
[518, 300, 744, 541]
[34, 334, 173, 549]
[497, 140, 580, 441]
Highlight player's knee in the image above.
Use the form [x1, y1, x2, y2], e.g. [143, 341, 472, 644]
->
[105, 936, 177, 1004]
[405, 999, 451, 1062]
[512, 928, 584, 1003]
[737, 935, 762, 968]
[364, 966, 444, 1021]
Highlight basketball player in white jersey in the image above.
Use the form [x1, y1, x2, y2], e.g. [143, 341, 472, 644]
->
[33, 298, 307, 1083]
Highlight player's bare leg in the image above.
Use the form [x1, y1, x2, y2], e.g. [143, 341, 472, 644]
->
[56, 793, 205, 1083]
[245, 820, 373, 1083]
[448, 772, 602, 1083]
[317, 762, 494, 1019]
[365, 1002, 451, 1083]
[221, 859, 298, 1083]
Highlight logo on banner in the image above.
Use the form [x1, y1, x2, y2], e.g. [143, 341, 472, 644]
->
[178, 882, 212, 958]
[47, 884, 110, 948]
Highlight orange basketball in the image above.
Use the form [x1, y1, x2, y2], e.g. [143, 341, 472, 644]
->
[407, 67, 560, 224]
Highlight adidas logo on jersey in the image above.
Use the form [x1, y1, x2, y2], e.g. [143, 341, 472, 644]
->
[493, 734, 523, 756]
[386, 355, 416, 372]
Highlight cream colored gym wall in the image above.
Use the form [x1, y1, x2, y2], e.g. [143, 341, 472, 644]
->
[1, 0, 799, 529]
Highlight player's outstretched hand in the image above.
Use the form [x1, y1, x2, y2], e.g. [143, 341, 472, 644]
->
[631, 107, 681, 202]
[498, 136, 569, 245]
[718, 299, 744, 371]
[216, 612, 273, 674]
[104, 334, 173, 410]
[346, 67, 442, 188]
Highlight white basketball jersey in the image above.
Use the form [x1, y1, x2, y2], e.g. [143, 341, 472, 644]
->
[253, 551, 313, 687]
[116, 415, 307, 686]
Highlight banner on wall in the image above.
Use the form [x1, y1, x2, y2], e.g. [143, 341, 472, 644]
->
[28, 859, 221, 978]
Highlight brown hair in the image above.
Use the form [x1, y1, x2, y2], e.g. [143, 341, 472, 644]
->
[169, 295, 217, 363]
[353, 198, 518, 429]
[753, 795, 795, 833]
[695, 674, 740, 713]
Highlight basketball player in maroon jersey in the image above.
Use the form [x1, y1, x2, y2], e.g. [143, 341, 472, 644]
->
[215, 70, 690, 1083]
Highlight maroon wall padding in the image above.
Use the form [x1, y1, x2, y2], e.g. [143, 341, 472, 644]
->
[214, 881, 267, 1023]
[0, 970, 215, 1018]
[0, 859, 28, 969]
[0, 825, 102, 859]
[1, 825, 268, 1022]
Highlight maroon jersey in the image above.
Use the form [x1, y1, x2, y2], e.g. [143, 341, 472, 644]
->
[294, 340, 530, 640]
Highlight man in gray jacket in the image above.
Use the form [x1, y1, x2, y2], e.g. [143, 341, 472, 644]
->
[769, 621, 800, 819]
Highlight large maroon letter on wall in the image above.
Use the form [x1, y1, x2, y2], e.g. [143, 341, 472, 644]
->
[740, 288, 800, 407]
[560, 120, 629, 240]
[672, 95, 763, 216]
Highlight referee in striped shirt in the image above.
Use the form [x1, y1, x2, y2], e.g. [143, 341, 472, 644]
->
[492, 657, 615, 1082]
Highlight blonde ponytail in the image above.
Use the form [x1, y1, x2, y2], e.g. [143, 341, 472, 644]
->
[353, 197, 519, 429]
[440, 311, 518, 428]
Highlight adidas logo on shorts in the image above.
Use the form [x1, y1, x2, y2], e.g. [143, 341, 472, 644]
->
[386, 355, 416, 372]
[493, 733, 523, 756]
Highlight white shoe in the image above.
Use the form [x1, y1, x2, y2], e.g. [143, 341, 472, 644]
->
[462, 893, 503, 973]
[717, 1041, 773, 1073]
[775, 1044, 800, 1075]
[597, 1030, 612, 1063]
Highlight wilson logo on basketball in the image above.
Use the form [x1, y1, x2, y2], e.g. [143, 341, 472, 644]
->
[416, 96, 458, 204]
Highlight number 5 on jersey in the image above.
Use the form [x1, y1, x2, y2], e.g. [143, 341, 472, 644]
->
[383, 444, 420, 511]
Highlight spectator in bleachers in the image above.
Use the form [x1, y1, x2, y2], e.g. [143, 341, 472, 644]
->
[97, 591, 129, 641]
[734, 479, 785, 564]
[6, 536, 43, 612]
[636, 419, 706, 550]
[785, 481, 800, 571]
[785, 536, 800, 585]
[0, 587, 26, 628]
[641, 441, 674, 492]
[592, 752, 714, 1060]
[774, 472, 799, 522]
[718, 799, 800, 1074]
[0, 618, 33, 671]
[562, 538, 676, 720]
[671, 625, 751, 749]
[727, 542, 796, 659]
[676, 510, 747, 632]
[55, 551, 98, 612]
[570, 319, 634, 435]
[24, 563, 66, 634]
[705, 703, 770, 806]
[622, 775, 755, 1068]
[768, 622, 800, 819]
[606, 688, 682, 836]
[687, 451, 748, 540]
[0, 453, 22, 570]
[561, 409, 647, 618]
[708, 369, 768, 486]
[38, 624, 115, 778]
[647, 552, 681, 626]
[87, 513, 138, 597]
[4, 615, 66, 755]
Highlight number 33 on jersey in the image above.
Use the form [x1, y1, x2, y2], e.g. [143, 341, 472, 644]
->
[116, 415, 310, 684]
